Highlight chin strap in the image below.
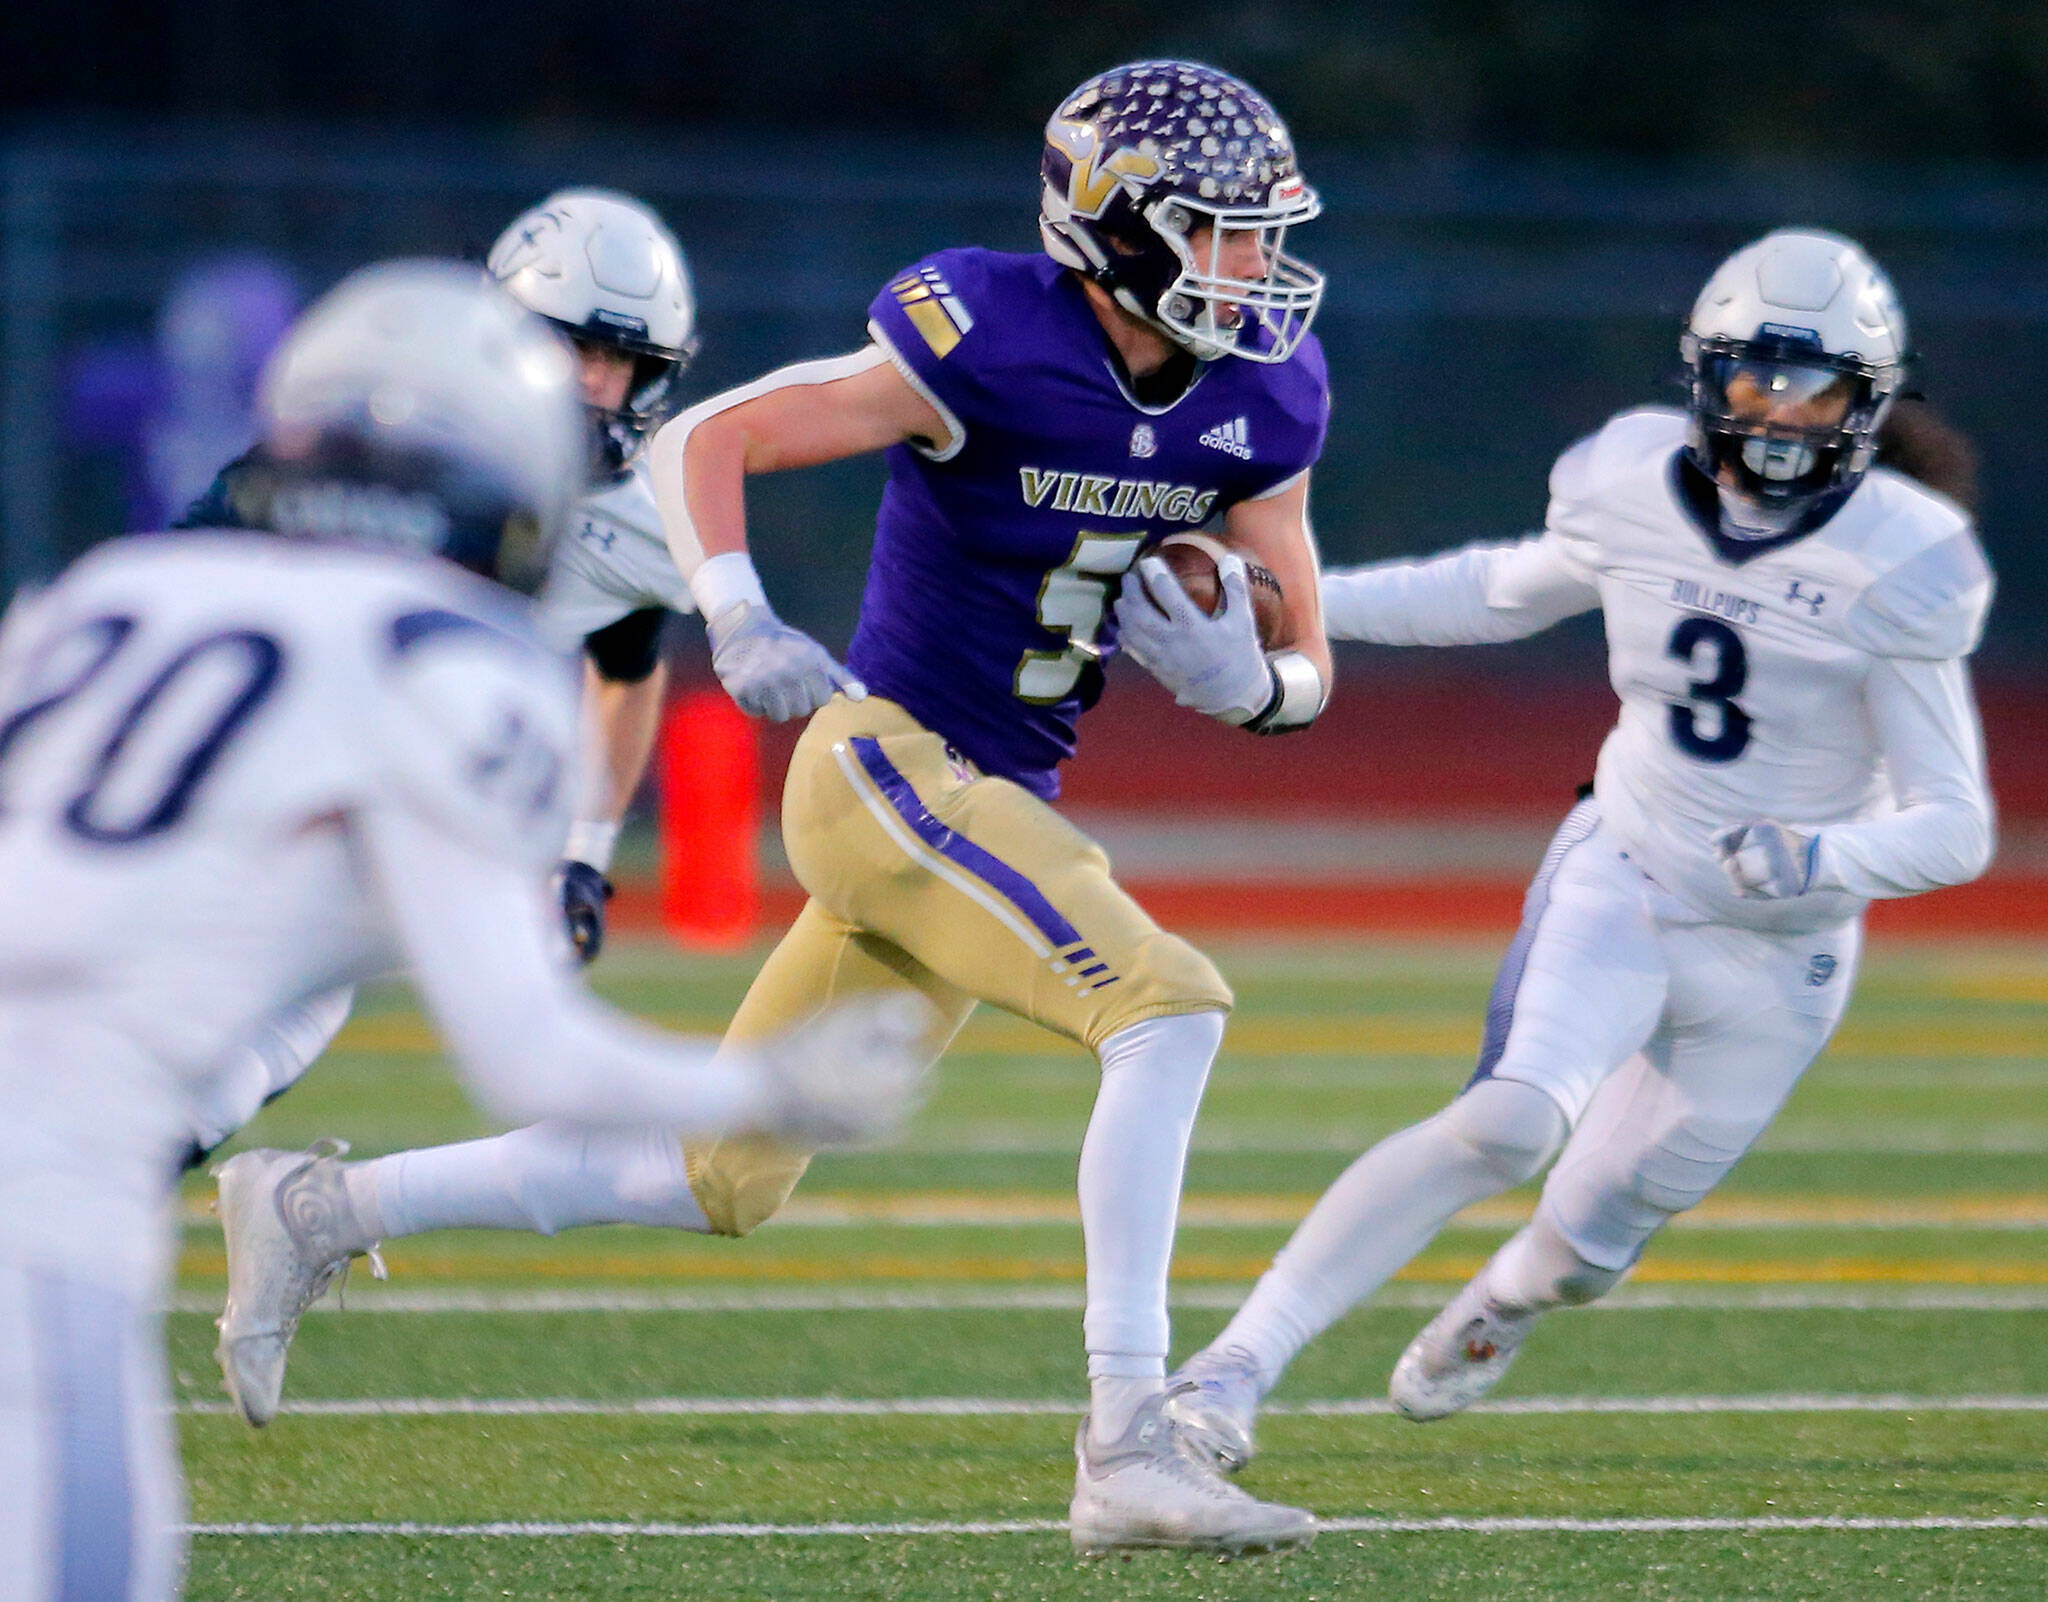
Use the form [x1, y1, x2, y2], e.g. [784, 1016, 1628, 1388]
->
[1243, 649, 1328, 735]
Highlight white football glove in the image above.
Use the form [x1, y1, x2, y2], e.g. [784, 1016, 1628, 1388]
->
[706, 600, 866, 723]
[748, 993, 937, 1148]
[1713, 819, 1819, 899]
[1112, 554, 1276, 725]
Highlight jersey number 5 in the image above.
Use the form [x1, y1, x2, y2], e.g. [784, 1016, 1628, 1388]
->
[1666, 615, 1751, 762]
[1015, 532, 1146, 704]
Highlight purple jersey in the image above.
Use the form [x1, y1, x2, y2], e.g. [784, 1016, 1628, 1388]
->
[849, 248, 1328, 799]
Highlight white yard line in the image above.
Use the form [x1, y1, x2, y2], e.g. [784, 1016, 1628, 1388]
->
[174, 1393, 2048, 1418]
[164, 1286, 2048, 1315]
[185, 1514, 2048, 1538]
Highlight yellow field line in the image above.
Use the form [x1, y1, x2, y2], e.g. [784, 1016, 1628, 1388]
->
[330, 1014, 2048, 1061]
[173, 1248, 2048, 1287]
[175, 1191, 2048, 1229]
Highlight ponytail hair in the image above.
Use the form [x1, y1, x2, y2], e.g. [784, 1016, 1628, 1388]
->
[1876, 397, 1980, 514]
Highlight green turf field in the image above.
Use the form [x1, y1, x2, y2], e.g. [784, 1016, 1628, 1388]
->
[174, 937, 2048, 1599]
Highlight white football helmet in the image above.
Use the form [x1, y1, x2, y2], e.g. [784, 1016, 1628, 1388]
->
[488, 189, 697, 478]
[257, 259, 582, 595]
[1680, 228, 1908, 510]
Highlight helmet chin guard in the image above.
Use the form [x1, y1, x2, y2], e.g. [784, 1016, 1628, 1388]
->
[1039, 61, 1325, 364]
[1681, 228, 1907, 512]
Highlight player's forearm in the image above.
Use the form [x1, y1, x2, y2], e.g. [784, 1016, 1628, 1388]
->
[1811, 656, 1996, 899]
[1321, 539, 1588, 646]
[576, 660, 667, 832]
[1814, 798, 1995, 899]
[1224, 475, 1333, 684]
[649, 346, 923, 600]
[364, 806, 767, 1132]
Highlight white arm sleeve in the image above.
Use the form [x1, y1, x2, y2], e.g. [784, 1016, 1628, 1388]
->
[1812, 656, 1996, 899]
[356, 801, 769, 1131]
[1320, 533, 1601, 646]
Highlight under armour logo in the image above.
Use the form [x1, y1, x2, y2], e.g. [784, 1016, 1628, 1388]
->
[578, 521, 616, 551]
[1785, 580, 1826, 616]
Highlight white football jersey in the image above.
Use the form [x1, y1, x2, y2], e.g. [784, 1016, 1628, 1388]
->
[1323, 407, 1994, 935]
[0, 533, 577, 1282]
[537, 460, 700, 646]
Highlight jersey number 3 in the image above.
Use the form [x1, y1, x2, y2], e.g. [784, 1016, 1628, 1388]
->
[1666, 615, 1751, 762]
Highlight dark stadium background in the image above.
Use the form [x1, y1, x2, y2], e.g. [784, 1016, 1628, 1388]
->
[4, 2, 2042, 926]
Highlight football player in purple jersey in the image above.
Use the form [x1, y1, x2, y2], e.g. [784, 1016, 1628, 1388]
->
[210, 61, 1336, 1554]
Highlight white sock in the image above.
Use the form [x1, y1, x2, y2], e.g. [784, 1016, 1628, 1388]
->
[1079, 1009, 1223, 1427]
[1485, 1209, 1625, 1311]
[1088, 1374, 1161, 1444]
[1209, 1077, 1568, 1392]
[361, 1123, 711, 1239]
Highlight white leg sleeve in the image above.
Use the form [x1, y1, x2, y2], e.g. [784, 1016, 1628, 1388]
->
[1079, 1011, 1223, 1381]
[360, 1122, 710, 1240]
[0, 1259, 183, 1602]
[187, 986, 357, 1154]
[1209, 1076, 1569, 1389]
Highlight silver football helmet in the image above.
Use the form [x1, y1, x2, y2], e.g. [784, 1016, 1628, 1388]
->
[488, 188, 697, 478]
[257, 259, 583, 595]
[1681, 228, 1908, 510]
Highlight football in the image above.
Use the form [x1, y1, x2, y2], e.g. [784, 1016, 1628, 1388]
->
[1139, 532, 1289, 648]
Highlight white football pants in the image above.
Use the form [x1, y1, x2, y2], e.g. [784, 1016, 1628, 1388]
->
[0, 1256, 183, 1602]
[1475, 799, 1861, 1270]
[1208, 799, 1865, 1386]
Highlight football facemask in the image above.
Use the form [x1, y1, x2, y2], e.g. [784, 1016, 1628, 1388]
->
[1689, 339, 1894, 505]
[1148, 187, 1324, 363]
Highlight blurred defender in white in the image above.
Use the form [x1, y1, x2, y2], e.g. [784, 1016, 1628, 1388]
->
[178, 189, 706, 1158]
[1167, 228, 1994, 1471]
[0, 263, 922, 1601]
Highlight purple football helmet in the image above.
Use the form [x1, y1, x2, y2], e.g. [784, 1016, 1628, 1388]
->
[1040, 61, 1324, 364]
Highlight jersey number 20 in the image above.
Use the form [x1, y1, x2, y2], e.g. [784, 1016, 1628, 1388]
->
[0, 614, 284, 842]
[1666, 615, 1751, 762]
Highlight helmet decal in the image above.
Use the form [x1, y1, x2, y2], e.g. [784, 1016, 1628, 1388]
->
[1049, 120, 1164, 219]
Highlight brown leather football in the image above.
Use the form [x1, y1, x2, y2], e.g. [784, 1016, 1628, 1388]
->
[1141, 532, 1288, 647]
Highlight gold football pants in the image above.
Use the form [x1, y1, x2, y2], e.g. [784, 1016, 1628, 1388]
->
[685, 694, 1232, 1235]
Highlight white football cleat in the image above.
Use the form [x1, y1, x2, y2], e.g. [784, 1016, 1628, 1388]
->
[214, 1140, 384, 1426]
[751, 993, 936, 1148]
[1389, 1276, 1541, 1422]
[1070, 1389, 1317, 1556]
[1162, 1343, 1265, 1474]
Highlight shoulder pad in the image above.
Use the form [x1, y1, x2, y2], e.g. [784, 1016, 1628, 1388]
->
[1549, 408, 1687, 503]
[1844, 525, 1994, 660]
[373, 605, 578, 867]
[576, 466, 661, 539]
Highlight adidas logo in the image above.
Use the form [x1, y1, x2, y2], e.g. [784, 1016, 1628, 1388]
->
[1198, 416, 1253, 459]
